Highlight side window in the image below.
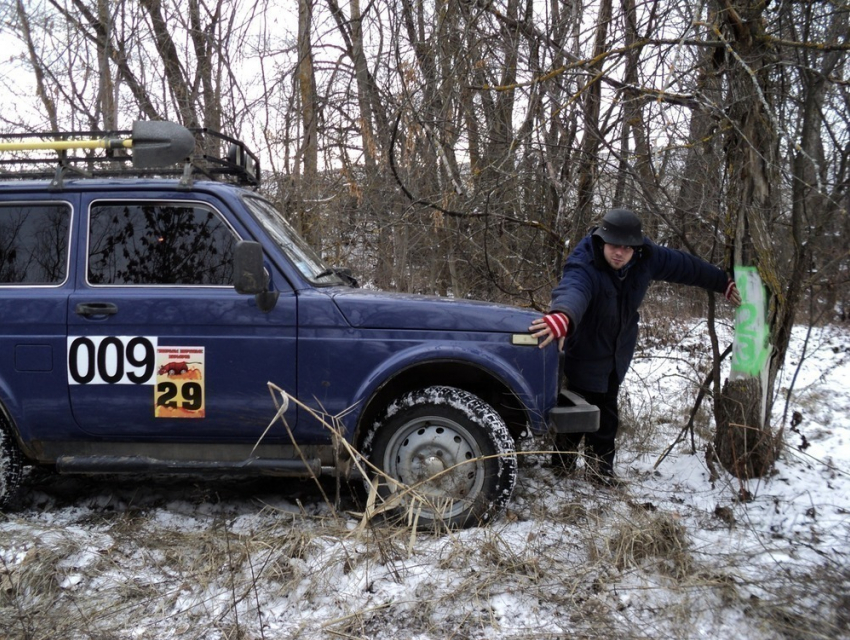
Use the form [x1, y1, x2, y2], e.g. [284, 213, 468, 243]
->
[0, 203, 71, 285]
[88, 201, 237, 286]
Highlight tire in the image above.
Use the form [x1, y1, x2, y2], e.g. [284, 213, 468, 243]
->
[363, 386, 517, 529]
[0, 416, 23, 510]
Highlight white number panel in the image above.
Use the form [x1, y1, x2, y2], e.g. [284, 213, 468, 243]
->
[67, 336, 158, 385]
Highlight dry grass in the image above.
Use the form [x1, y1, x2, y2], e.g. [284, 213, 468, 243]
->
[603, 507, 692, 579]
[2, 464, 846, 640]
[740, 560, 850, 640]
[3, 349, 848, 640]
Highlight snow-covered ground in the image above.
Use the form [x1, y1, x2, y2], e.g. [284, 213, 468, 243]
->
[1, 321, 848, 640]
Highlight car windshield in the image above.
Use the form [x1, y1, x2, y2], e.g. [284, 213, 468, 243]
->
[242, 195, 343, 285]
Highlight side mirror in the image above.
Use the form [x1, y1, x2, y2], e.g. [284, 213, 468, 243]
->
[234, 241, 279, 312]
[234, 241, 265, 294]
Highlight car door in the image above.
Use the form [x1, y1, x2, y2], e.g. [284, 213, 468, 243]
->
[67, 193, 300, 443]
[0, 197, 77, 443]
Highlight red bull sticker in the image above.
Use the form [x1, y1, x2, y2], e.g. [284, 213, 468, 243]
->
[155, 346, 205, 418]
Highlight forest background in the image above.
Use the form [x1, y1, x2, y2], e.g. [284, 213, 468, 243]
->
[0, 0, 848, 472]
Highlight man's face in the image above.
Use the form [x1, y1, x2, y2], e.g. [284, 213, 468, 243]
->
[603, 243, 635, 270]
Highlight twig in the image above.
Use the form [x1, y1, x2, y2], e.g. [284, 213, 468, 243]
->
[654, 343, 732, 469]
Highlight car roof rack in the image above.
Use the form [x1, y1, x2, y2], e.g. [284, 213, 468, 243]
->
[0, 123, 261, 189]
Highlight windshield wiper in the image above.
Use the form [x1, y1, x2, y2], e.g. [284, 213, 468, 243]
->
[314, 267, 359, 287]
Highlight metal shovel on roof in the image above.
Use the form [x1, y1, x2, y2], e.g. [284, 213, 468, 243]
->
[0, 120, 195, 168]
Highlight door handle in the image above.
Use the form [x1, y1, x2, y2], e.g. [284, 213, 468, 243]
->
[75, 302, 119, 317]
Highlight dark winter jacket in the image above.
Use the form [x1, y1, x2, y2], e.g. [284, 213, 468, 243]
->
[551, 233, 728, 393]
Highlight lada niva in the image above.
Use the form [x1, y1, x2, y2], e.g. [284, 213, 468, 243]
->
[0, 122, 597, 527]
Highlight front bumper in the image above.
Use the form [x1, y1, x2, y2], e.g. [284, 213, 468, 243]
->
[548, 388, 600, 433]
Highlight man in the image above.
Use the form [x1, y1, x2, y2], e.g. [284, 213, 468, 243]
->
[529, 208, 740, 485]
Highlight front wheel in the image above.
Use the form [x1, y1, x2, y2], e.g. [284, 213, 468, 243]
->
[363, 386, 517, 529]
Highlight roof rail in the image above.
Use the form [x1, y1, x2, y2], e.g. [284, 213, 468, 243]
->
[0, 122, 261, 188]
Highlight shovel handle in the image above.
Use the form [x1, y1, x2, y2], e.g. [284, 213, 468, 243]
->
[0, 138, 131, 152]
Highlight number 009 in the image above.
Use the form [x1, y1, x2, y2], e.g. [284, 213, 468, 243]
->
[68, 336, 156, 385]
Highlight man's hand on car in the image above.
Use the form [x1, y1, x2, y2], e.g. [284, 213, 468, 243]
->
[529, 312, 569, 350]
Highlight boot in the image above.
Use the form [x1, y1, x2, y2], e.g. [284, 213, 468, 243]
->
[587, 451, 621, 487]
[551, 433, 578, 475]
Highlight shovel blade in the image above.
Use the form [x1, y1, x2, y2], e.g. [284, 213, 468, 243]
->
[131, 120, 195, 168]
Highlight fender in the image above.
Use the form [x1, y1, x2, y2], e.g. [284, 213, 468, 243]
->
[0, 369, 80, 457]
[0, 376, 22, 440]
[346, 341, 554, 436]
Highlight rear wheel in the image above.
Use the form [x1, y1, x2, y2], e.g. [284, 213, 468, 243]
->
[364, 386, 517, 529]
[0, 416, 23, 509]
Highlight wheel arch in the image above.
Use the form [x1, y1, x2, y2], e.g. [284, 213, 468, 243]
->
[0, 399, 25, 509]
[352, 356, 534, 450]
[0, 396, 28, 458]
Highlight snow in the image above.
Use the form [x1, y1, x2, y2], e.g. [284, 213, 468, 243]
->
[1, 321, 849, 639]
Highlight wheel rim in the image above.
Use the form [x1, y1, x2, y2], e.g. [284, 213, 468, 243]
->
[383, 416, 486, 519]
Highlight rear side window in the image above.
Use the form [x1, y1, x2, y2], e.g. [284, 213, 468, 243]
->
[88, 202, 237, 286]
[0, 203, 71, 285]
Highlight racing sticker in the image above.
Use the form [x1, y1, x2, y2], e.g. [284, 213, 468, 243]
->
[154, 346, 206, 418]
[68, 336, 158, 385]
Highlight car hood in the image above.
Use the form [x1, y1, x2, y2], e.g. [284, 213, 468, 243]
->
[329, 288, 538, 332]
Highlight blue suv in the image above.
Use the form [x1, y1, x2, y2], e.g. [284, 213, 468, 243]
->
[0, 122, 597, 527]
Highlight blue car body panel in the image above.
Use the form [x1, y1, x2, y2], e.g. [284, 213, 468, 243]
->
[293, 286, 556, 440]
[0, 178, 563, 466]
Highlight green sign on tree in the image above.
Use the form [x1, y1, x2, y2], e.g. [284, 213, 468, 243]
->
[731, 266, 770, 378]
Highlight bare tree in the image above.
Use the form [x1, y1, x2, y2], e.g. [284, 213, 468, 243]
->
[571, 0, 613, 250]
[294, 0, 320, 245]
[710, 0, 849, 478]
[3, 0, 848, 477]
[5, 0, 250, 134]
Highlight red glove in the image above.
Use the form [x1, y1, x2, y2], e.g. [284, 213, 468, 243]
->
[725, 279, 741, 305]
[542, 312, 569, 339]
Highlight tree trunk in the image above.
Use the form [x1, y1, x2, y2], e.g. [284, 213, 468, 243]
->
[139, 0, 198, 127]
[616, 0, 657, 227]
[327, 0, 393, 287]
[96, 0, 116, 130]
[571, 0, 612, 249]
[16, 0, 59, 130]
[713, 0, 781, 477]
[715, 378, 776, 477]
[296, 0, 320, 247]
[671, 10, 724, 254]
[189, 0, 221, 149]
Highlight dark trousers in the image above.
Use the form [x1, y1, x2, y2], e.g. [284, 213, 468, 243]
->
[554, 371, 620, 475]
